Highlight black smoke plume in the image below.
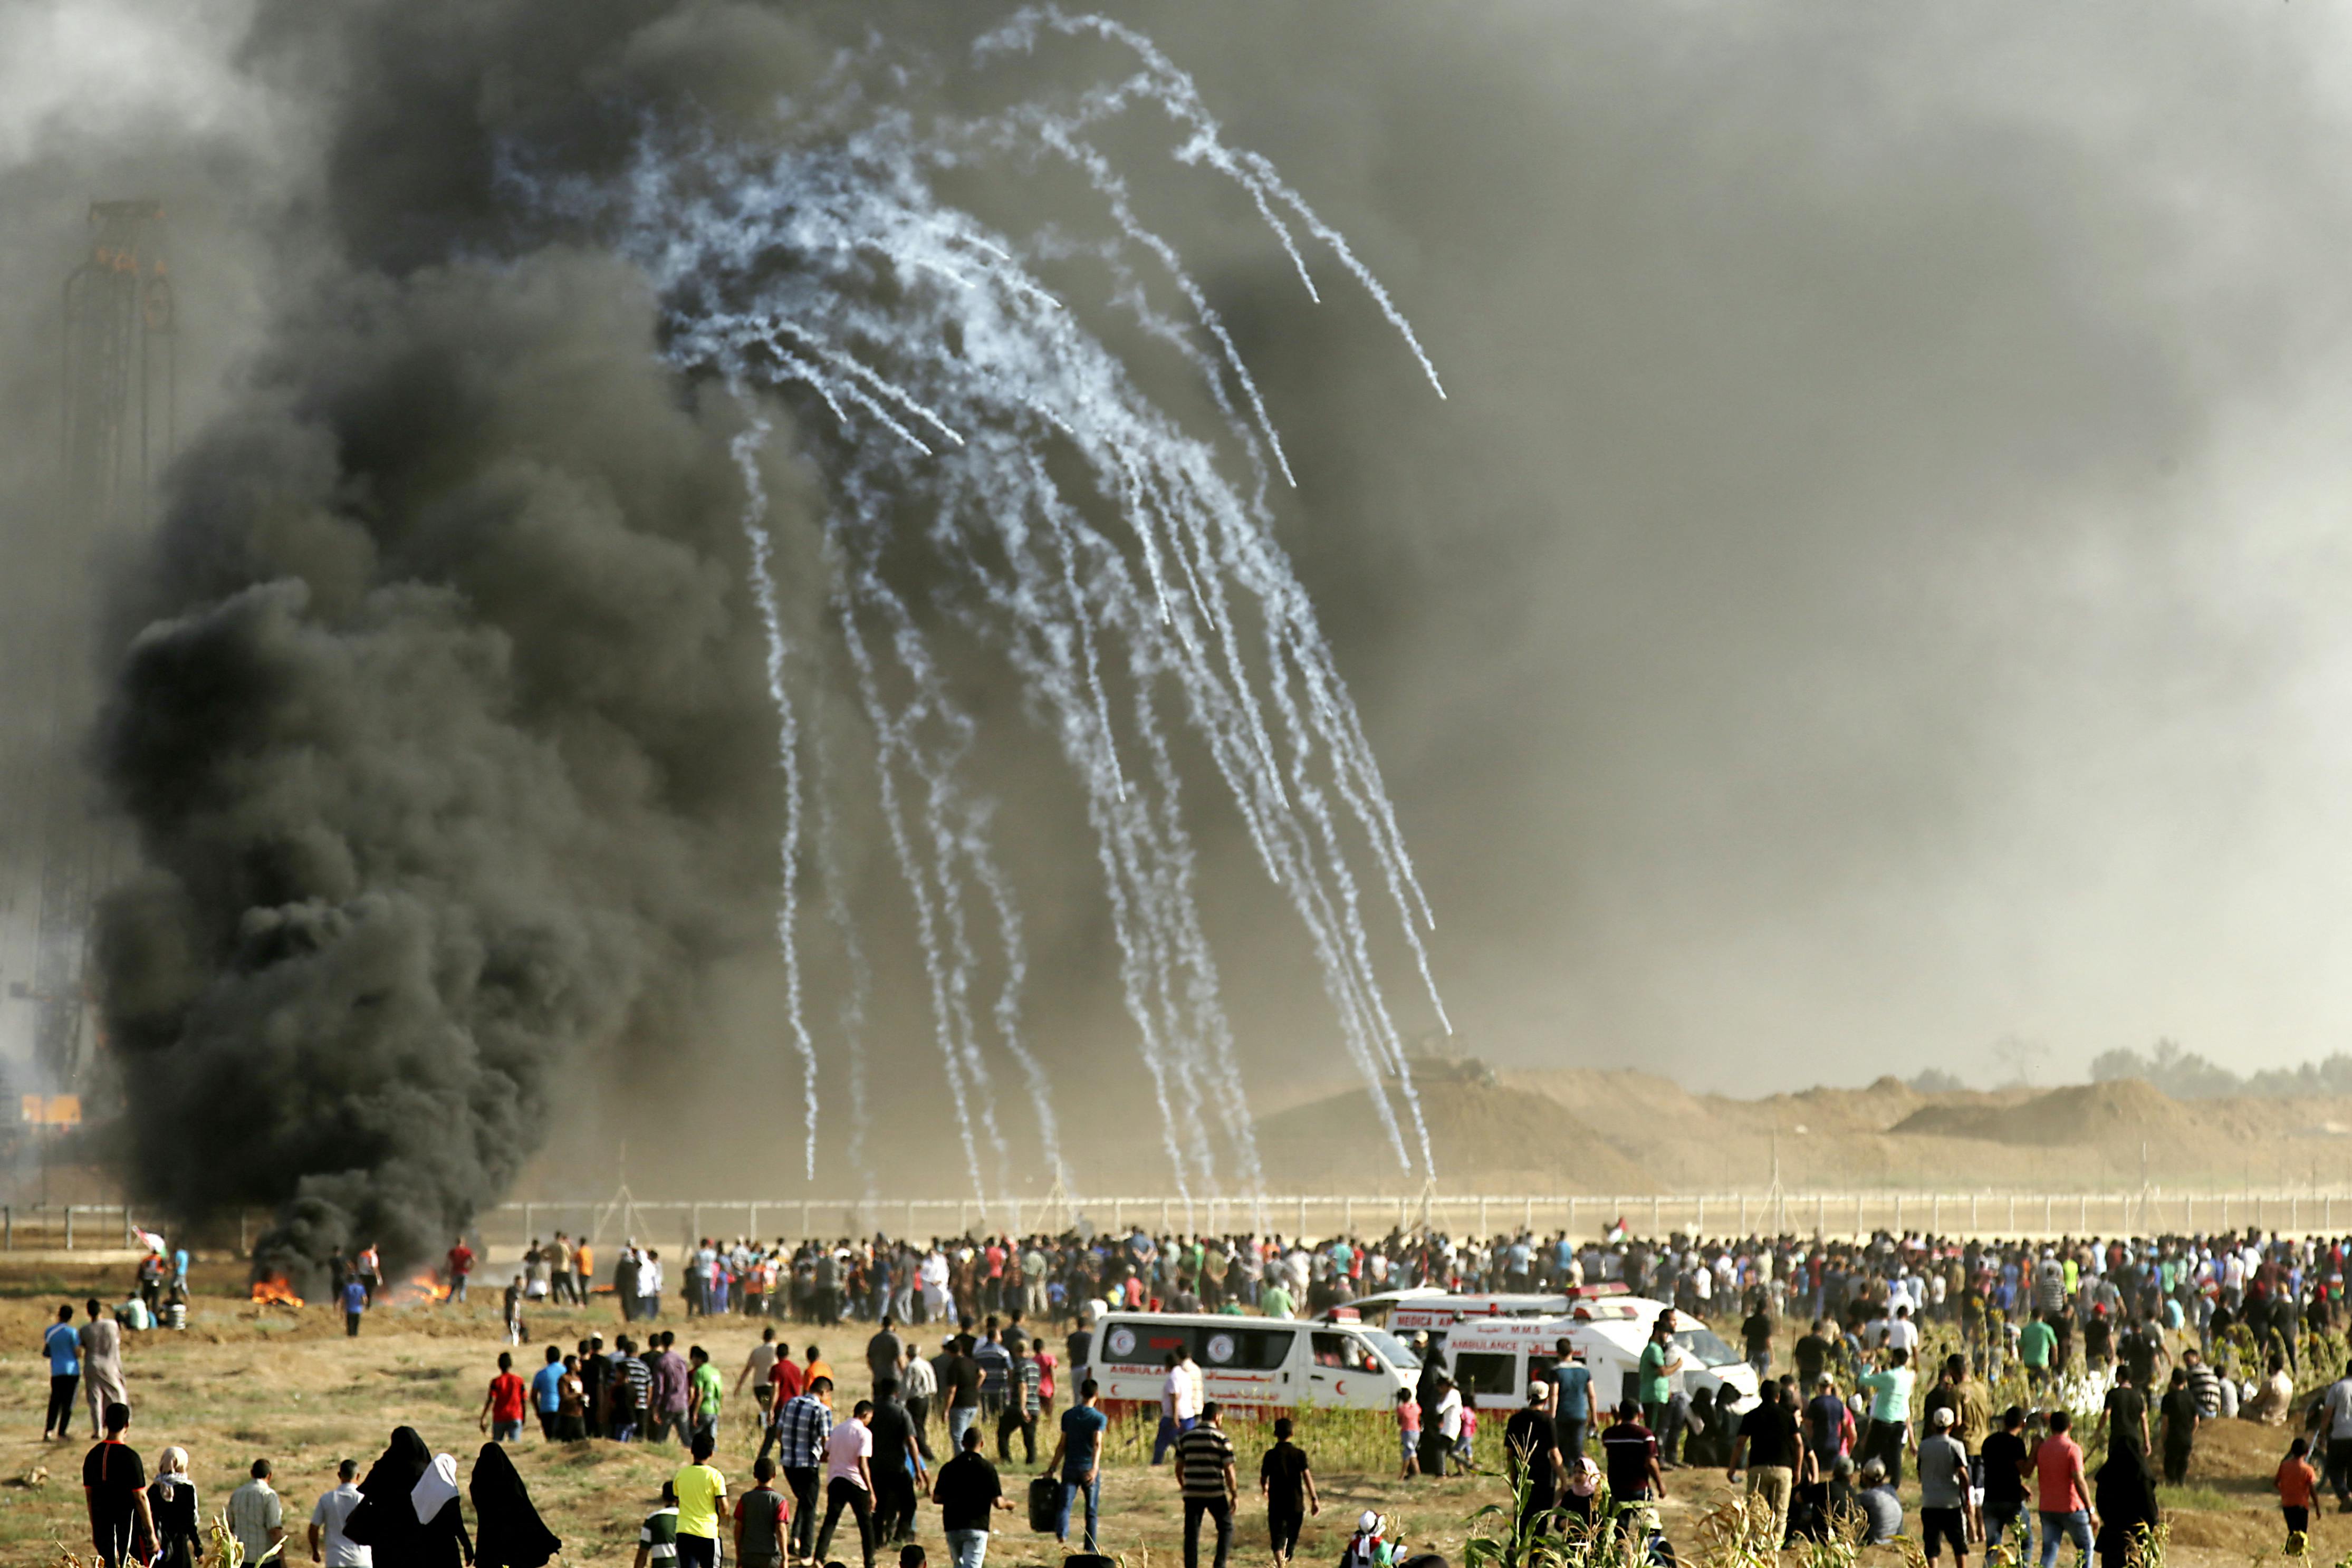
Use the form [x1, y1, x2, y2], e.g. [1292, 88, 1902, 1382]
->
[99, 253, 790, 1271]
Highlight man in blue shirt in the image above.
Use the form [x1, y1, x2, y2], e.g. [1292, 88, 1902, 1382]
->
[531, 1345, 567, 1440]
[1045, 1378, 1109, 1550]
[341, 1277, 368, 1338]
[43, 1304, 81, 1440]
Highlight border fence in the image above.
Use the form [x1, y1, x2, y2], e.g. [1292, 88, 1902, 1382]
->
[12, 1189, 2352, 1258]
[459, 1187, 2352, 1254]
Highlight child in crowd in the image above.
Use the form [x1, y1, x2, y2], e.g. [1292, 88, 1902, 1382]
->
[633, 1482, 679, 1568]
[1396, 1390, 1420, 1480]
[2276, 1436, 2320, 1551]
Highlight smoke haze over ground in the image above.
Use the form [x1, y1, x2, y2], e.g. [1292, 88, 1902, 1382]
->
[8, 2, 2352, 1230]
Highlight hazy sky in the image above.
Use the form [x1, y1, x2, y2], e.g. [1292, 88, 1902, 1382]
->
[14, 0, 2352, 1124]
[1127, 0, 2352, 1093]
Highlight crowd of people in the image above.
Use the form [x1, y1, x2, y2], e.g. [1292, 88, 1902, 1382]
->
[58, 1218, 2352, 1566]
[521, 1224, 2352, 1355]
[72, 1402, 564, 1568]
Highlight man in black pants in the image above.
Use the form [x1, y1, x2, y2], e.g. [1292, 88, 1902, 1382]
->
[1174, 1401, 1239, 1568]
[868, 1378, 925, 1544]
[43, 1304, 80, 1441]
[814, 1399, 877, 1568]
[1259, 1416, 1318, 1564]
[997, 1342, 1040, 1466]
[1504, 1379, 1563, 1558]
[764, 1375, 834, 1561]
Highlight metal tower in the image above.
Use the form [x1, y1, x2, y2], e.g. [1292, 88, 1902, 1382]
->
[28, 200, 176, 1086]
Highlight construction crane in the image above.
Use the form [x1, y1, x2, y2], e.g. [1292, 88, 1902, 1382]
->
[25, 200, 176, 1089]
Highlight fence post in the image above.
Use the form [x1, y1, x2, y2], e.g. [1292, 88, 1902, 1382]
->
[1345, 1197, 1354, 1235]
[748, 1204, 759, 1240]
[64, 1206, 74, 1250]
[3, 1205, 9, 1250]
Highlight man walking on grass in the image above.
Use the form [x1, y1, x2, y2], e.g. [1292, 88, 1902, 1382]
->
[1046, 1378, 1109, 1552]
[1174, 1401, 1239, 1568]
[83, 1402, 153, 1568]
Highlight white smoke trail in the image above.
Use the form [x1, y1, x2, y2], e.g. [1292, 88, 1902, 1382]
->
[527, 13, 1452, 1200]
[726, 414, 821, 1179]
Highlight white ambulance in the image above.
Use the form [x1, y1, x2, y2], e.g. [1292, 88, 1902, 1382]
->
[1083, 1312, 1420, 1415]
[1440, 1300, 1760, 1416]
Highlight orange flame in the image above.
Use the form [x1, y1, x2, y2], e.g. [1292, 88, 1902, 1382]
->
[398, 1271, 453, 1304]
[250, 1275, 304, 1309]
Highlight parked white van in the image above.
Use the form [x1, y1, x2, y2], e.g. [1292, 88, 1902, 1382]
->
[1440, 1304, 1760, 1416]
[1084, 1313, 1420, 1414]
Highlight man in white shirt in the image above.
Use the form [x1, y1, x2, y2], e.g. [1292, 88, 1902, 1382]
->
[227, 1458, 285, 1565]
[1152, 1350, 1201, 1465]
[1886, 1305, 1921, 1357]
[309, 1458, 371, 1566]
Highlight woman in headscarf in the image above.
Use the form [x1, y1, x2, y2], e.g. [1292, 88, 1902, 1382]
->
[345, 1427, 473, 1566]
[413, 1452, 476, 1567]
[147, 1446, 201, 1568]
[2092, 1449, 2159, 1568]
[469, 1441, 562, 1568]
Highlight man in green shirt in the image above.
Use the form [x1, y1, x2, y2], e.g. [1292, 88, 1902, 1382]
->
[1639, 1317, 1685, 1440]
[2018, 1314, 2056, 1392]
[1855, 1348, 1916, 1487]
[1260, 1280, 1295, 1321]
[689, 1346, 724, 1450]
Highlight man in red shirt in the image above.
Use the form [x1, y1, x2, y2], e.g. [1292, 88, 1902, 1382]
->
[480, 1352, 529, 1442]
[2034, 1409, 2096, 1567]
[771, 1350, 808, 1407]
[448, 1239, 476, 1305]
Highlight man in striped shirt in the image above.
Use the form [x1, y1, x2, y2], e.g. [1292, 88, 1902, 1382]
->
[611, 1338, 653, 1443]
[1173, 1402, 1239, 1568]
[763, 1375, 836, 1562]
[997, 1342, 1043, 1466]
[633, 1480, 678, 1568]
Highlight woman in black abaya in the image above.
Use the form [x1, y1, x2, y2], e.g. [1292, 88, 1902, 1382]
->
[470, 1441, 562, 1568]
[344, 1428, 474, 1566]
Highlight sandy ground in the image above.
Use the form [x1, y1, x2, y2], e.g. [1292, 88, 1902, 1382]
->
[0, 1262, 2328, 1567]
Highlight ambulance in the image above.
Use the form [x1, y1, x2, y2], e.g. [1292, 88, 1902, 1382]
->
[1439, 1299, 1760, 1416]
[1083, 1312, 1420, 1414]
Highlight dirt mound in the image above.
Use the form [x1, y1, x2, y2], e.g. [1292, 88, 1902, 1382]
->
[1890, 1078, 2196, 1146]
[1506, 1067, 1718, 1128]
[1254, 1075, 1655, 1194]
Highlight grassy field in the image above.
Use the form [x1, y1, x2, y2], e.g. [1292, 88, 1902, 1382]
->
[0, 1264, 2331, 1568]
